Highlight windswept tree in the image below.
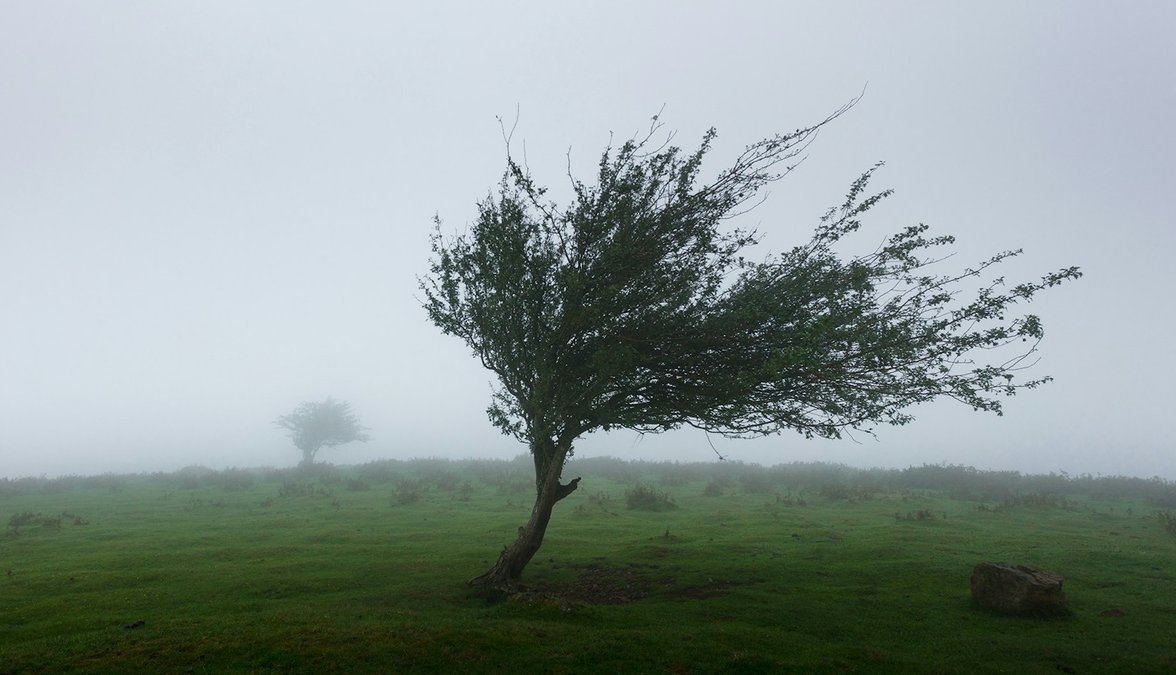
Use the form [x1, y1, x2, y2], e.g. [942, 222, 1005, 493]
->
[275, 397, 371, 466]
[421, 105, 1080, 591]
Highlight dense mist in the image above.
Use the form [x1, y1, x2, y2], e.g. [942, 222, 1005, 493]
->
[2, 2, 1172, 479]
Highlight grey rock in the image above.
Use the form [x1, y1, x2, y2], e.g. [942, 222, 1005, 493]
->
[971, 562, 1067, 614]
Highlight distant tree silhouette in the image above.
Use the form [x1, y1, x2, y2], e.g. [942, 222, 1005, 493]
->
[421, 102, 1080, 591]
[275, 397, 370, 465]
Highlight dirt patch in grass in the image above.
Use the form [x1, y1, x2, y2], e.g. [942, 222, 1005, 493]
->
[469, 562, 660, 607]
[559, 562, 655, 604]
[537, 561, 757, 605]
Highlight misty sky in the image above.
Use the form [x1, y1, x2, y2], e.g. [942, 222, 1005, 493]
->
[2, 2, 1172, 480]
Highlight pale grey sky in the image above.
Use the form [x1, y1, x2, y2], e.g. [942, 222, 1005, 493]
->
[1, 1, 1172, 479]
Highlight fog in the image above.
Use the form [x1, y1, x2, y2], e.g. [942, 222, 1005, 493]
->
[2, 2, 1172, 480]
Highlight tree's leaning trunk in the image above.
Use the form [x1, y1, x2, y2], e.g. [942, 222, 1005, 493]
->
[468, 441, 580, 591]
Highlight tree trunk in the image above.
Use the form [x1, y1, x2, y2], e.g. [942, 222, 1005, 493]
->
[468, 439, 580, 592]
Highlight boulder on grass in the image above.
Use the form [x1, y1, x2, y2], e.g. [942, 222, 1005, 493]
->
[970, 562, 1067, 614]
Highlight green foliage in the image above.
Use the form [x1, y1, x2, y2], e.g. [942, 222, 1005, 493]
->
[274, 397, 371, 465]
[421, 108, 1080, 451]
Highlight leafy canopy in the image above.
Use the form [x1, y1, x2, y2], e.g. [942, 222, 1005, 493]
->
[275, 397, 371, 463]
[421, 109, 1080, 451]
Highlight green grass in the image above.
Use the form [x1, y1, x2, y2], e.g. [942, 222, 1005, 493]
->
[1, 461, 1174, 673]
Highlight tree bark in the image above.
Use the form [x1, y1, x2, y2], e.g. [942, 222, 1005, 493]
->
[468, 440, 580, 591]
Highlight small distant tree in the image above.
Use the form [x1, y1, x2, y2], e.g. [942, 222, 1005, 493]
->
[421, 103, 1081, 591]
[275, 397, 371, 465]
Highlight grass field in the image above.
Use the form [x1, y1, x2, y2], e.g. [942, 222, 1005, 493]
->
[2, 458, 1174, 674]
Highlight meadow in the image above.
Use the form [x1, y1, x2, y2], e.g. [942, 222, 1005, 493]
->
[2, 457, 1174, 674]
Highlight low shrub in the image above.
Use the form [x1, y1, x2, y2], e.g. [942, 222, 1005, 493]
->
[703, 477, 732, 497]
[1157, 510, 1176, 536]
[173, 465, 217, 490]
[588, 491, 611, 506]
[60, 511, 89, 525]
[772, 492, 806, 506]
[7, 512, 62, 533]
[625, 484, 677, 511]
[393, 488, 422, 506]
